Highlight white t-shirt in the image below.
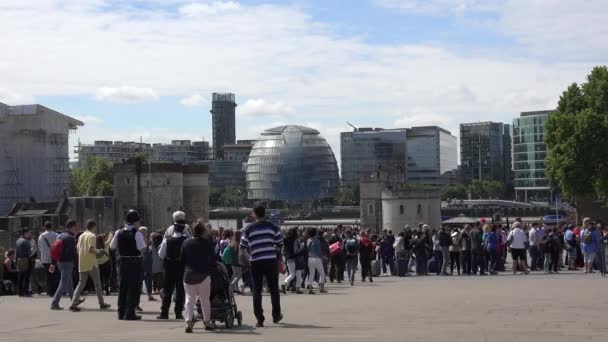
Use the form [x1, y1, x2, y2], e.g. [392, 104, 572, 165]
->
[508, 228, 527, 249]
[38, 230, 58, 264]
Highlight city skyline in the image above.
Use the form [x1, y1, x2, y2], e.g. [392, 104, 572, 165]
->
[1, 1, 605, 163]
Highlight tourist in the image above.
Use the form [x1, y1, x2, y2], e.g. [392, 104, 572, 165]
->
[344, 230, 359, 285]
[449, 228, 461, 276]
[220, 229, 234, 277]
[51, 220, 79, 310]
[485, 225, 499, 275]
[358, 231, 374, 282]
[3, 250, 18, 294]
[164, 211, 192, 238]
[439, 226, 452, 276]
[580, 218, 600, 274]
[15, 228, 34, 297]
[470, 224, 485, 275]
[110, 210, 147, 321]
[282, 227, 304, 294]
[403, 227, 414, 275]
[528, 223, 541, 271]
[564, 225, 578, 270]
[379, 230, 395, 276]
[150, 232, 164, 294]
[460, 225, 472, 275]
[412, 231, 429, 275]
[157, 222, 188, 320]
[306, 227, 327, 294]
[229, 230, 243, 294]
[138, 227, 156, 302]
[328, 226, 344, 283]
[240, 204, 283, 327]
[319, 230, 330, 277]
[431, 229, 442, 275]
[70, 220, 111, 311]
[182, 220, 217, 333]
[38, 221, 59, 297]
[507, 222, 528, 274]
[96, 232, 112, 296]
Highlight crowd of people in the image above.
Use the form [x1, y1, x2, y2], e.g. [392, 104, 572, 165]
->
[2, 207, 608, 333]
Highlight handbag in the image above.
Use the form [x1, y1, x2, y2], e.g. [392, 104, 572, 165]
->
[277, 258, 286, 274]
[329, 241, 342, 257]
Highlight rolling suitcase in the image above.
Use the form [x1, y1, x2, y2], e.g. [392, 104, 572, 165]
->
[371, 260, 381, 277]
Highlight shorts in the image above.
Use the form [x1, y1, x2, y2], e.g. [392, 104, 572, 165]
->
[511, 248, 526, 261]
[583, 252, 596, 264]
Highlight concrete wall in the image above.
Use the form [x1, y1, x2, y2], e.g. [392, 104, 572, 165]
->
[66, 197, 119, 233]
[382, 189, 442, 231]
[183, 170, 209, 224]
[359, 180, 384, 233]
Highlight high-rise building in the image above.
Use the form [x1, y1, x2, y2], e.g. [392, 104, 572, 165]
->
[512, 110, 554, 204]
[406, 126, 458, 187]
[210, 93, 236, 160]
[0, 102, 83, 214]
[340, 128, 407, 188]
[76, 141, 152, 166]
[460, 122, 512, 185]
[223, 140, 254, 162]
[153, 140, 210, 163]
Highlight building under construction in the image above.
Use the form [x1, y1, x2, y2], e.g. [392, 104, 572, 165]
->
[0, 102, 83, 215]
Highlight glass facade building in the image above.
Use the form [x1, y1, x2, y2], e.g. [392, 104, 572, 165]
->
[246, 125, 340, 202]
[512, 110, 554, 203]
[210, 93, 236, 160]
[340, 128, 407, 188]
[406, 126, 458, 187]
[460, 122, 512, 185]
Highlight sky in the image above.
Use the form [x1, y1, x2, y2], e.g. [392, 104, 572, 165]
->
[1, 0, 606, 162]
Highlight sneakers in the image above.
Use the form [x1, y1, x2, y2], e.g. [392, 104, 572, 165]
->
[273, 313, 283, 324]
[281, 284, 287, 294]
[185, 321, 194, 333]
[308, 287, 315, 295]
[156, 314, 169, 320]
[176, 314, 184, 320]
[124, 315, 142, 321]
[50, 305, 64, 311]
[69, 306, 81, 312]
[100, 303, 111, 310]
[136, 306, 144, 312]
[256, 321, 264, 328]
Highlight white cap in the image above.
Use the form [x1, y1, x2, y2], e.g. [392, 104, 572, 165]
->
[173, 211, 186, 222]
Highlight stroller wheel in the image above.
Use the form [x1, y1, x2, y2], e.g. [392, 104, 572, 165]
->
[236, 311, 243, 326]
[225, 311, 235, 329]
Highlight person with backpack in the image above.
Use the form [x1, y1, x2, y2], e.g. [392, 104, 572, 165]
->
[69, 220, 111, 312]
[470, 224, 484, 275]
[38, 221, 59, 297]
[157, 221, 188, 320]
[564, 224, 578, 270]
[51, 220, 81, 310]
[344, 230, 359, 286]
[485, 225, 499, 275]
[581, 218, 600, 274]
[412, 231, 429, 275]
[542, 227, 557, 274]
[229, 230, 244, 294]
[306, 228, 327, 294]
[110, 210, 147, 321]
[328, 226, 344, 283]
[282, 227, 304, 294]
[358, 231, 374, 282]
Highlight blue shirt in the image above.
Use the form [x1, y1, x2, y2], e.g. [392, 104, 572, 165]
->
[485, 232, 498, 251]
[240, 220, 283, 262]
[57, 232, 77, 263]
[564, 230, 574, 242]
[16, 238, 30, 258]
[581, 228, 600, 254]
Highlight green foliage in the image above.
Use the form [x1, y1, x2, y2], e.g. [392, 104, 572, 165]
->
[442, 181, 505, 200]
[546, 66, 608, 201]
[441, 184, 467, 201]
[209, 187, 247, 207]
[70, 157, 114, 196]
[335, 185, 360, 206]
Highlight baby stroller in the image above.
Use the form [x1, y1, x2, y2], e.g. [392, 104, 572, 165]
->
[210, 262, 243, 328]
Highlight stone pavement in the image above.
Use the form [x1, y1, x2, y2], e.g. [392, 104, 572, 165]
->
[1, 271, 607, 342]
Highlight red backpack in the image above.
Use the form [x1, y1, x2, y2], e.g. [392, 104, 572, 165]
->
[50, 239, 64, 262]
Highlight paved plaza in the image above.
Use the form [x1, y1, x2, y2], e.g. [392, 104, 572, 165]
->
[1, 272, 606, 342]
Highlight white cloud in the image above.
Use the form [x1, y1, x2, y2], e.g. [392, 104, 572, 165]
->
[95, 86, 159, 103]
[179, 1, 241, 16]
[73, 115, 102, 125]
[239, 99, 294, 117]
[0, 88, 33, 105]
[376, 0, 500, 14]
[394, 110, 452, 128]
[180, 93, 207, 107]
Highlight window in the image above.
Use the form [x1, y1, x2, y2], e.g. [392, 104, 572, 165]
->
[167, 177, 171, 185]
[399, 204, 405, 215]
[126, 177, 131, 184]
[368, 204, 375, 216]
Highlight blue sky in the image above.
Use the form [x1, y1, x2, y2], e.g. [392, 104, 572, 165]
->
[0, 0, 606, 160]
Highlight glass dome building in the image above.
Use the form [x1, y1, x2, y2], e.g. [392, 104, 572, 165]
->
[246, 125, 340, 203]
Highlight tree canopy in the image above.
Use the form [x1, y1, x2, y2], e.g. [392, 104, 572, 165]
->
[546, 66, 608, 201]
[441, 180, 506, 201]
[70, 157, 114, 196]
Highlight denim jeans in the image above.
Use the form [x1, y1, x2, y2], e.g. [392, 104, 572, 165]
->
[345, 257, 357, 283]
[52, 262, 74, 307]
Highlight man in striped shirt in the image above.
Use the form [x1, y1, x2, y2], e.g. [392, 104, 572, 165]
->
[240, 204, 283, 327]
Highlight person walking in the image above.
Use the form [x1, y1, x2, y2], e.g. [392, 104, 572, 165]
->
[240, 204, 283, 328]
[486, 225, 499, 275]
[110, 210, 147, 321]
[344, 230, 359, 285]
[328, 227, 344, 283]
[51, 220, 81, 310]
[96, 232, 113, 296]
[182, 221, 217, 333]
[15, 228, 34, 297]
[38, 221, 59, 297]
[69, 220, 111, 311]
[157, 222, 188, 320]
[431, 230, 443, 275]
[439, 226, 452, 276]
[358, 231, 374, 282]
[229, 230, 244, 294]
[282, 227, 304, 294]
[306, 228, 327, 294]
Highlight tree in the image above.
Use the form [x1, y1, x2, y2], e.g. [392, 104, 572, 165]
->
[335, 185, 360, 206]
[441, 184, 467, 201]
[546, 66, 608, 201]
[70, 157, 114, 196]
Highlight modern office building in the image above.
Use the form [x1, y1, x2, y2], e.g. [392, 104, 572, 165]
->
[512, 110, 554, 204]
[406, 126, 458, 187]
[246, 125, 340, 204]
[196, 159, 247, 191]
[460, 122, 512, 186]
[76, 141, 152, 166]
[153, 140, 210, 164]
[340, 128, 407, 188]
[210, 93, 236, 160]
[223, 140, 254, 162]
[0, 102, 83, 214]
